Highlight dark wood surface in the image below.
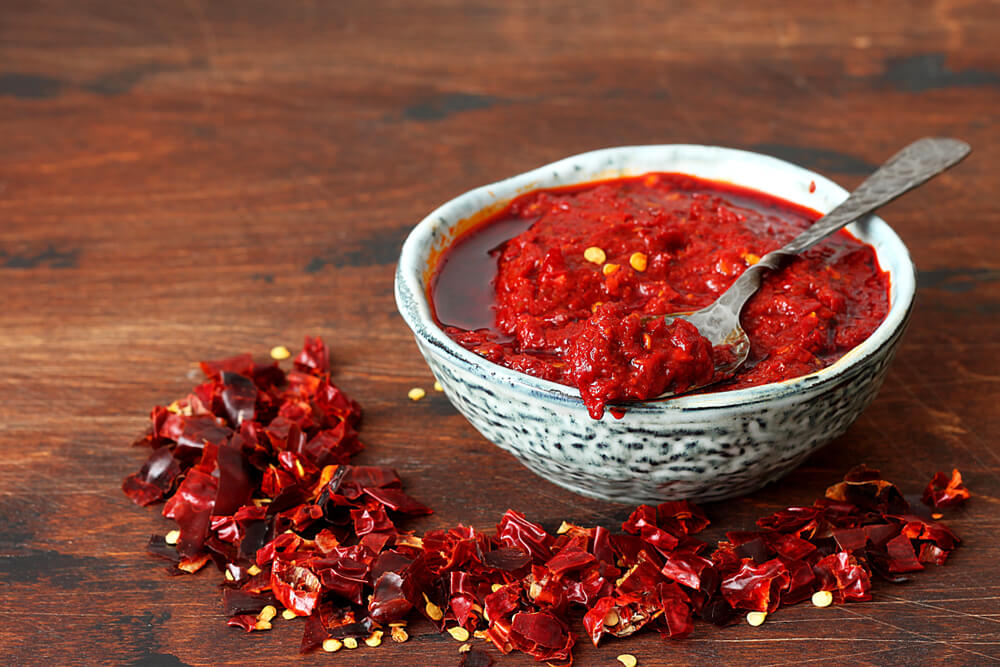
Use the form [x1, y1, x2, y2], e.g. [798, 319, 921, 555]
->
[2, 2, 998, 665]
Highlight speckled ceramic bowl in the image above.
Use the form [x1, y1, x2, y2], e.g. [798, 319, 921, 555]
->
[394, 145, 915, 504]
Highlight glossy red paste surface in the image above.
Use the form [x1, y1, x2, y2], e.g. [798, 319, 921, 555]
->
[432, 173, 890, 419]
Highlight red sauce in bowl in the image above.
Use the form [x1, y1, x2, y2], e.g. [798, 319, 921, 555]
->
[431, 173, 890, 419]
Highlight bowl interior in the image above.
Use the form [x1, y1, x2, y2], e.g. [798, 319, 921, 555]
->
[396, 144, 915, 411]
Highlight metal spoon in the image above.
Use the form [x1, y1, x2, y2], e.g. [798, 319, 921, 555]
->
[655, 137, 970, 397]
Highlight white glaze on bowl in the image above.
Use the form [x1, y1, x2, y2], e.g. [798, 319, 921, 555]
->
[395, 145, 915, 504]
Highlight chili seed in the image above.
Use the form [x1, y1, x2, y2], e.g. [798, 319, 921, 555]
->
[364, 630, 384, 647]
[629, 252, 648, 272]
[424, 594, 444, 621]
[281, 609, 297, 620]
[343, 637, 358, 649]
[744, 252, 760, 265]
[408, 387, 426, 401]
[932, 512, 943, 520]
[459, 643, 471, 653]
[390, 626, 409, 643]
[473, 630, 490, 640]
[605, 609, 621, 626]
[603, 263, 620, 276]
[491, 583, 504, 593]
[433, 381, 443, 392]
[270, 345, 291, 360]
[164, 530, 180, 545]
[258, 605, 277, 623]
[247, 564, 261, 576]
[811, 590, 833, 608]
[254, 620, 272, 631]
[746, 611, 767, 626]
[322, 638, 342, 653]
[447, 626, 470, 642]
[224, 570, 234, 581]
[617, 654, 638, 667]
[584, 246, 606, 264]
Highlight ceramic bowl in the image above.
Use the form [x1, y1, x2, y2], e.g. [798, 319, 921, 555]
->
[394, 145, 915, 504]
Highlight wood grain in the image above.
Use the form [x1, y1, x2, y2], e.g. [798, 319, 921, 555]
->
[1, 1, 998, 664]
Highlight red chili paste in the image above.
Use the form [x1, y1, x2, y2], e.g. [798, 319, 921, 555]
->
[432, 174, 890, 419]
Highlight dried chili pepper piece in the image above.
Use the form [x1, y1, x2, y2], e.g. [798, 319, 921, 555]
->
[294, 335, 330, 374]
[922, 469, 971, 509]
[497, 510, 554, 564]
[122, 446, 182, 506]
[509, 610, 575, 663]
[719, 558, 790, 613]
[271, 560, 322, 616]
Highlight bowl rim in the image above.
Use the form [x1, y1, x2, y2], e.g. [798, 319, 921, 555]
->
[395, 144, 916, 414]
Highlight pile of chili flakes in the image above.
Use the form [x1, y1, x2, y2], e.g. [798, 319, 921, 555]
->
[123, 337, 971, 664]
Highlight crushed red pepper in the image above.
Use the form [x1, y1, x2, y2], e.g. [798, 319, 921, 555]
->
[125, 339, 970, 663]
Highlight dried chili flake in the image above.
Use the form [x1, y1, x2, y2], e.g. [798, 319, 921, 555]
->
[124, 343, 970, 663]
[922, 469, 971, 509]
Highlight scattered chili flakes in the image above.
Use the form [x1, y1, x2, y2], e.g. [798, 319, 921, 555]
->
[124, 340, 970, 663]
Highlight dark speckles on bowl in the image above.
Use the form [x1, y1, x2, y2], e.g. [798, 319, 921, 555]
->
[395, 145, 916, 504]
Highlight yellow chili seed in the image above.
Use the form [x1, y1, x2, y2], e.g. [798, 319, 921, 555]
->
[617, 654, 638, 667]
[603, 262, 620, 276]
[424, 594, 444, 621]
[746, 611, 767, 626]
[364, 630, 383, 647]
[491, 583, 504, 593]
[343, 637, 358, 649]
[528, 581, 543, 600]
[605, 609, 620, 626]
[447, 626, 470, 642]
[164, 530, 180, 545]
[224, 570, 234, 581]
[270, 345, 291, 360]
[254, 620, 272, 631]
[282, 609, 297, 620]
[744, 252, 760, 265]
[812, 590, 834, 608]
[629, 252, 648, 272]
[408, 387, 426, 401]
[932, 512, 943, 520]
[557, 521, 572, 534]
[322, 638, 342, 652]
[433, 381, 443, 392]
[390, 626, 409, 643]
[584, 246, 606, 264]
[473, 630, 490, 640]
[258, 605, 277, 623]
[458, 643, 471, 653]
[247, 564, 262, 576]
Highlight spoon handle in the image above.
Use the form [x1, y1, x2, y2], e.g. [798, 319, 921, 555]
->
[717, 137, 970, 312]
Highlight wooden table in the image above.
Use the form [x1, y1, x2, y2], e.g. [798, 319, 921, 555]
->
[2, 2, 998, 664]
